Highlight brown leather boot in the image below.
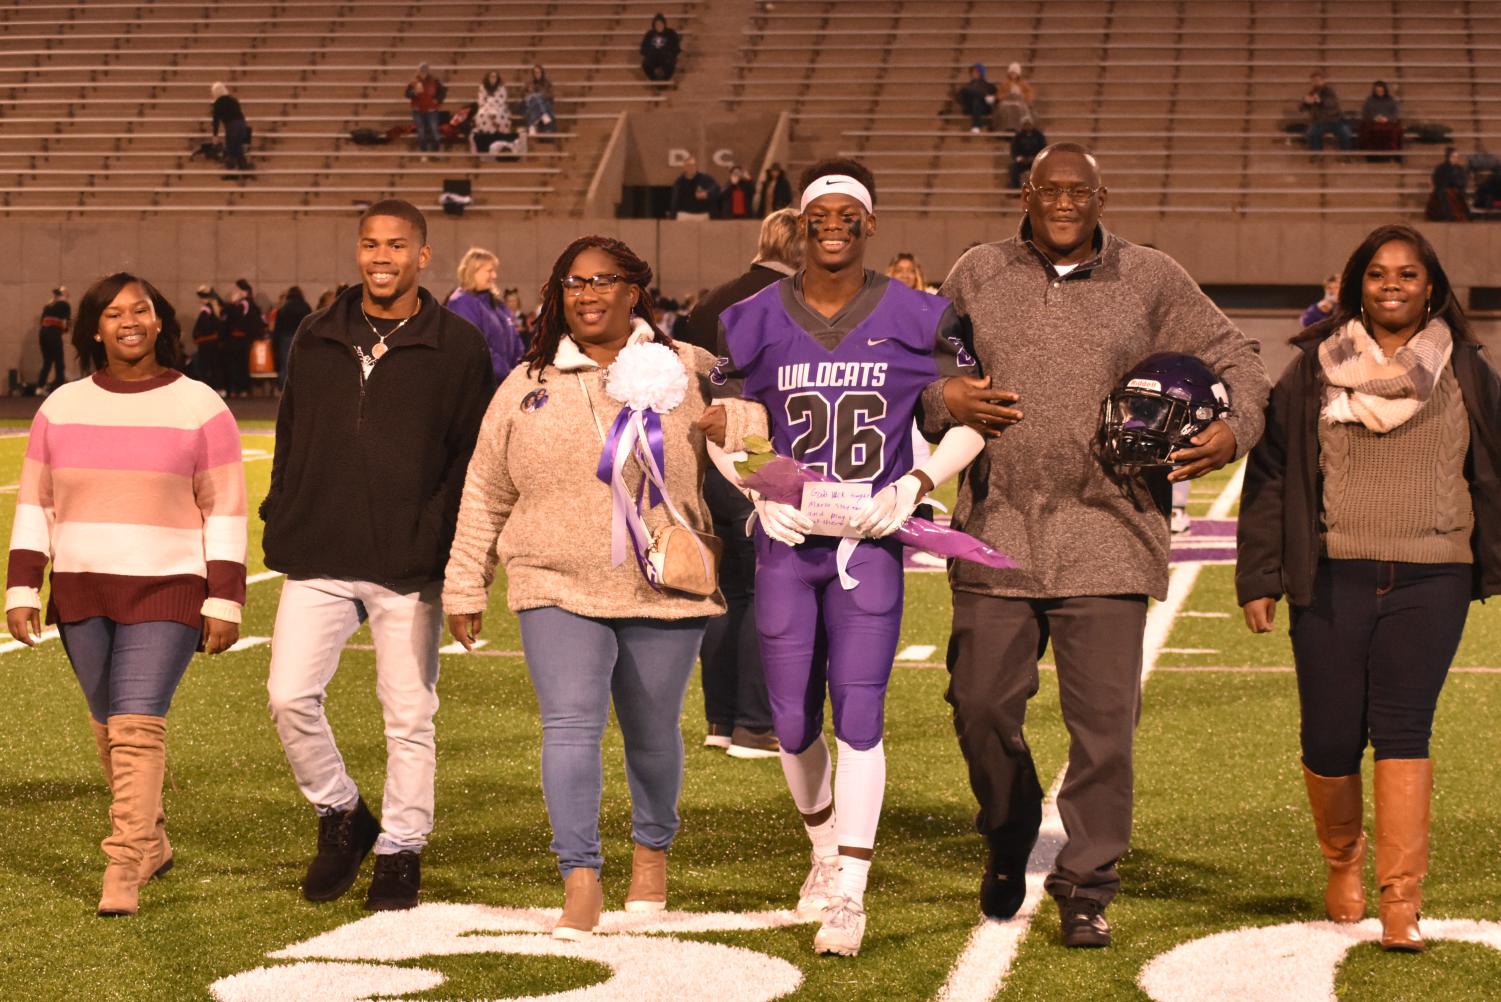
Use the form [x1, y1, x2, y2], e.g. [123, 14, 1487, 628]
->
[624, 843, 668, 913]
[90, 717, 172, 882]
[553, 867, 603, 941]
[1374, 757, 1432, 952]
[97, 715, 167, 917]
[1302, 764, 1366, 922]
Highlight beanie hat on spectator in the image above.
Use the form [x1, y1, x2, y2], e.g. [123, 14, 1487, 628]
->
[235, 278, 253, 294]
[974, 63, 987, 77]
[211, 82, 228, 97]
[1007, 62, 1023, 76]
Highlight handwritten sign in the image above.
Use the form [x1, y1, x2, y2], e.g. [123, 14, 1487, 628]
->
[800, 481, 872, 538]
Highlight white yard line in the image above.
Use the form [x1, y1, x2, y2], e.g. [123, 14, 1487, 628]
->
[896, 644, 937, 661]
[934, 462, 1246, 1002]
[247, 570, 284, 585]
[0, 628, 59, 654]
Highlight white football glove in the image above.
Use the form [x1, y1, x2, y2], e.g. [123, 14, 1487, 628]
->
[756, 498, 814, 546]
[849, 474, 923, 538]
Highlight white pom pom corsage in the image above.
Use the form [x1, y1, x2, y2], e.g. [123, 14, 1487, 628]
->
[605, 338, 689, 414]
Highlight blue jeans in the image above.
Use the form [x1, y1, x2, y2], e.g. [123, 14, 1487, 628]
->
[1306, 119, 1353, 151]
[517, 607, 707, 876]
[523, 93, 556, 132]
[59, 617, 200, 722]
[412, 110, 442, 151]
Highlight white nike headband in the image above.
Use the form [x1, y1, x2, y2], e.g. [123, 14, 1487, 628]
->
[800, 174, 874, 214]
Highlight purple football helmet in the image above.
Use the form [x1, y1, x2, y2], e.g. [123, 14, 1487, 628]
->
[1100, 353, 1230, 470]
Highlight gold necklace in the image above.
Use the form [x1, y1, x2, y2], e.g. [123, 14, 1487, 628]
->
[361, 303, 418, 360]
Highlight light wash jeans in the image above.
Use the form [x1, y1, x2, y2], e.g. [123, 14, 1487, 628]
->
[518, 607, 708, 876]
[60, 617, 200, 722]
[267, 577, 442, 854]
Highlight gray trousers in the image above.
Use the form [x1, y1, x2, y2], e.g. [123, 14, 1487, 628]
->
[945, 591, 1147, 905]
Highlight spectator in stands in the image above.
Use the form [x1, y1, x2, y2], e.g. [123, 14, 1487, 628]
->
[222, 278, 263, 398]
[1474, 152, 1501, 212]
[315, 286, 344, 312]
[1427, 147, 1470, 221]
[885, 252, 926, 291]
[1302, 71, 1353, 152]
[473, 70, 512, 151]
[446, 248, 524, 383]
[719, 166, 756, 219]
[1238, 222, 1501, 954]
[640, 13, 681, 82]
[1008, 117, 1047, 188]
[190, 285, 224, 391]
[523, 64, 557, 136]
[503, 287, 533, 345]
[36, 286, 70, 394]
[936, 143, 1269, 948]
[272, 286, 311, 391]
[406, 63, 447, 155]
[756, 162, 793, 216]
[1300, 274, 1341, 329]
[670, 156, 719, 220]
[1358, 80, 1403, 156]
[210, 82, 252, 178]
[997, 63, 1036, 132]
[674, 209, 802, 761]
[955, 64, 998, 133]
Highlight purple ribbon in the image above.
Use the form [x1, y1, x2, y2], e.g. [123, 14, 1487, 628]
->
[595, 405, 670, 583]
[595, 406, 665, 507]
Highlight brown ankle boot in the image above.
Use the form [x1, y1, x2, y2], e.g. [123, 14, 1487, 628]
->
[1374, 757, 1432, 952]
[90, 717, 172, 882]
[1302, 764, 1367, 922]
[624, 843, 668, 913]
[553, 867, 603, 941]
[97, 715, 167, 917]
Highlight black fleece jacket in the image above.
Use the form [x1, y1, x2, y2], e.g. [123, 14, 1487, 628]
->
[1237, 336, 1501, 608]
[261, 285, 495, 589]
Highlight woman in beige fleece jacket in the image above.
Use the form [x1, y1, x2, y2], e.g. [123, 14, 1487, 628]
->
[443, 235, 764, 941]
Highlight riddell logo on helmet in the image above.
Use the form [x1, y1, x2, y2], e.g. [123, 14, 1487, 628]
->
[1127, 378, 1162, 392]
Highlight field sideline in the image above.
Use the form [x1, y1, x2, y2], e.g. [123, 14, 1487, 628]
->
[1, 422, 1499, 1002]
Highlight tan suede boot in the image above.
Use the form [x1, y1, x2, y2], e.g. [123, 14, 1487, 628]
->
[90, 717, 172, 882]
[97, 715, 167, 917]
[1302, 764, 1367, 922]
[624, 843, 668, 913]
[552, 867, 603, 941]
[1374, 757, 1432, 952]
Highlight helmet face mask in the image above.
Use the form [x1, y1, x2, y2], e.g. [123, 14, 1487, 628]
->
[1100, 354, 1230, 471]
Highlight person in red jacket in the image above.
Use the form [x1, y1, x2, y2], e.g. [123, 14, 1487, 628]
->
[405, 63, 447, 155]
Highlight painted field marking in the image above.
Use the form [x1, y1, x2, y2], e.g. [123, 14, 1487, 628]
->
[226, 635, 271, 653]
[0, 628, 59, 654]
[1181, 610, 1230, 618]
[439, 638, 490, 655]
[1159, 647, 1218, 655]
[934, 462, 1246, 1002]
[247, 570, 284, 585]
[896, 644, 937, 661]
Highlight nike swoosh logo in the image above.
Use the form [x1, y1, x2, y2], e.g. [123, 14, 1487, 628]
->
[866, 338, 889, 346]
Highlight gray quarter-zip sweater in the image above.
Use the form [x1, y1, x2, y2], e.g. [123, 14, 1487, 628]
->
[933, 221, 1270, 600]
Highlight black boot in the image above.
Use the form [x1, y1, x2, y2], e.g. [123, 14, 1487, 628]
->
[1058, 895, 1112, 948]
[301, 797, 380, 902]
[365, 850, 421, 911]
[980, 822, 1038, 919]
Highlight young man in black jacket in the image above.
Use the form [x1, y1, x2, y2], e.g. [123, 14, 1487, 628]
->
[262, 199, 494, 911]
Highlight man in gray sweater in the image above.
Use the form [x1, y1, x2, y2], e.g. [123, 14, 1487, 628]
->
[930, 144, 1270, 946]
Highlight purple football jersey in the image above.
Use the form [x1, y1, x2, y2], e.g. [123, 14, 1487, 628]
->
[721, 279, 951, 491]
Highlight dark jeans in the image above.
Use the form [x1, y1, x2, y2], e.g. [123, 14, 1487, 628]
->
[37, 327, 65, 389]
[946, 591, 1148, 905]
[959, 92, 992, 130]
[643, 56, 676, 81]
[699, 467, 772, 731]
[59, 617, 200, 722]
[275, 333, 294, 390]
[412, 110, 442, 151]
[221, 334, 250, 396]
[1008, 156, 1035, 189]
[1306, 119, 1353, 151]
[192, 341, 221, 390]
[224, 119, 251, 170]
[1291, 559, 1471, 777]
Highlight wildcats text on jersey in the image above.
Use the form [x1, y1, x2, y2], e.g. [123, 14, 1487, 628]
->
[776, 360, 888, 392]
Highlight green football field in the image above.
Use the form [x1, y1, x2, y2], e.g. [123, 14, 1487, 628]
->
[1, 424, 1499, 1002]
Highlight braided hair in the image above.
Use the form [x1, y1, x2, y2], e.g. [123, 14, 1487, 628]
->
[522, 235, 669, 379]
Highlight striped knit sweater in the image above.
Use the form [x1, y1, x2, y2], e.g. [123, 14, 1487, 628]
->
[4, 370, 247, 627]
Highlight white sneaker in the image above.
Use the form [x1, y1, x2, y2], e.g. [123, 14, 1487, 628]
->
[970, 126, 981, 134]
[1170, 506, 1191, 535]
[795, 852, 840, 920]
[813, 895, 866, 956]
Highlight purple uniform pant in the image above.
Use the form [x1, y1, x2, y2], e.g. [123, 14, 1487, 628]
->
[753, 531, 904, 753]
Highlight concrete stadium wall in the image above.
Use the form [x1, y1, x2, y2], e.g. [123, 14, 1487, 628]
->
[2, 215, 1497, 381]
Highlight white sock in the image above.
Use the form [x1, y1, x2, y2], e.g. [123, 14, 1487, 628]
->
[833, 738, 886, 852]
[779, 736, 832, 816]
[804, 815, 839, 861]
[835, 855, 872, 906]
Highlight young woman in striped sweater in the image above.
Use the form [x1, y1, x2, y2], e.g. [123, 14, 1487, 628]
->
[4, 273, 247, 917]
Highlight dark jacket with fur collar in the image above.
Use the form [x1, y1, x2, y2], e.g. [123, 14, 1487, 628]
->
[261, 286, 495, 589]
[1236, 335, 1501, 607]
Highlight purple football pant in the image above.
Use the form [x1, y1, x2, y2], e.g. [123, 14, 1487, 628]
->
[753, 531, 904, 753]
